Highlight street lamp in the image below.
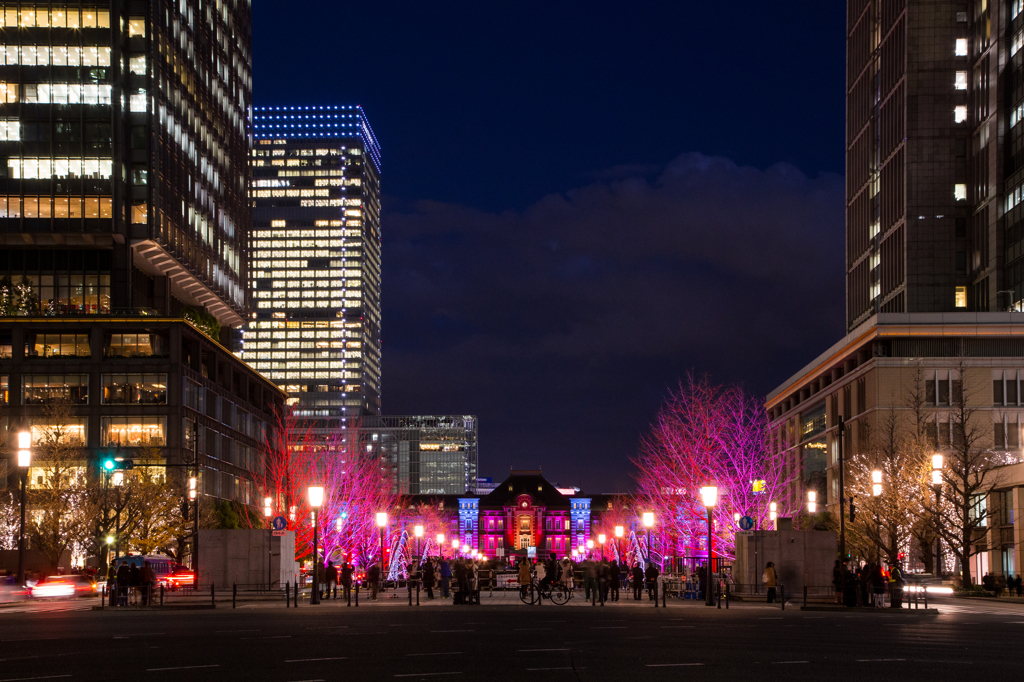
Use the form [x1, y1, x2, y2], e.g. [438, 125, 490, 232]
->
[436, 533, 445, 558]
[931, 454, 944, 577]
[308, 486, 324, 605]
[700, 486, 718, 606]
[16, 431, 30, 586]
[112, 468, 125, 560]
[871, 470, 883, 497]
[614, 525, 624, 563]
[414, 524, 424, 563]
[598, 533, 606, 560]
[376, 512, 388, 580]
[807, 491, 817, 514]
[769, 501, 777, 529]
[642, 512, 655, 567]
[264, 497, 273, 591]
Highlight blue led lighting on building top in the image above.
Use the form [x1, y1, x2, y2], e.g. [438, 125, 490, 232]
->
[252, 105, 381, 171]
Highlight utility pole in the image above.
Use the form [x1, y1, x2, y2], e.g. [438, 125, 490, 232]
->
[193, 421, 200, 589]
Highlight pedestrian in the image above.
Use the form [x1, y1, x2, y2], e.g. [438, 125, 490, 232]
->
[561, 558, 574, 591]
[608, 559, 620, 601]
[140, 560, 156, 606]
[340, 561, 353, 603]
[367, 563, 381, 601]
[645, 562, 660, 601]
[631, 563, 644, 600]
[116, 560, 130, 607]
[517, 558, 532, 600]
[1016, 574, 1023, 597]
[698, 562, 707, 600]
[889, 562, 904, 608]
[832, 559, 844, 604]
[598, 561, 609, 603]
[325, 561, 338, 599]
[440, 557, 452, 598]
[422, 559, 435, 599]
[468, 560, 479, 605]
[870, 562, 885, 607]
[453, 559, 467, 604]
[763, 562, 777, 604]
[583, 559, 597, 601]
[982, 571, 994, 593]
[536, 559, 548, 588]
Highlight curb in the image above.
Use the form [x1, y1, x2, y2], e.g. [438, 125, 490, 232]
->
[800, 605, 938, 614]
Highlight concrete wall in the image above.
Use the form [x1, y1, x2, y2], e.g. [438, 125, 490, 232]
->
[733, 529, 837, 594]
[0, 549, 72, 576]
[198, 529, 298, 589]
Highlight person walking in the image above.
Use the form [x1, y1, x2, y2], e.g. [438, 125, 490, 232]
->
[870, 562, 886, 607]
[367, 563, 381, 601]
[440, 558, 452, 599]
[631, 563, 644, 600]
[518, 558, 532, 600]
[340, 562, 353, 603]
[325, 561, 338, 600]
[889, 562, 904, 608]
[422, 559, 435, 599]
[763, 562, 777, 604]
[560, 557, 574, 591]
[115, 560, 130, 607]
[468, 560, 479, 605]
[583, 559, 597, 601]
[140, 560, 156, 606]
[128, 562, 141, 605]
[608, 559, 620, 601]
[1016, 574, 1023, 597]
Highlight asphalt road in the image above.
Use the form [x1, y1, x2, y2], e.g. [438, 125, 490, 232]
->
[1, 595, 1021, 681]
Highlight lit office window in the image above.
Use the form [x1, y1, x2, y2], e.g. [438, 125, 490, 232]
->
[955, 71, 967, 90]
[955, 38, 968, 56]
[954, 184, 967, 201]
[954, 106, 967, 123]
[955, 286, 967, 308]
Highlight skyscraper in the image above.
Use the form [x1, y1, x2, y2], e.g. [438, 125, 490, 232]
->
[0, 1, 283, 509]
[246, 106, 382, 417]
[846, 0, 1024, 330]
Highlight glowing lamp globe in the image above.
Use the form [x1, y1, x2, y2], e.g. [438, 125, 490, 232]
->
[642, 512, 655, 528]
[376, 512, 388, 528]
[699, 486, 718, 508]
[307, 486, 324, 509]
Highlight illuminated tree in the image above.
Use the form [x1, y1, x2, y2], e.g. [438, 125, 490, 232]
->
[633, 374, 797, 560]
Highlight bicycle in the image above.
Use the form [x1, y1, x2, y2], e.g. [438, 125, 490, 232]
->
[519, 579, 572, 606]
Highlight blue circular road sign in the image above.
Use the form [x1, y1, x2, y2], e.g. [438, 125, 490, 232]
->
[739, 515, 755, 531]
[271, 515, 288, 531]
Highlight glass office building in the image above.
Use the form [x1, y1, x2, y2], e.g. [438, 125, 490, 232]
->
[0, 0, 251, 327]
[245, 105, 382, 417]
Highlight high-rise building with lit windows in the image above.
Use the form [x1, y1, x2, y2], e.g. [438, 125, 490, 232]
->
[245, 106, 382, 417]
[0, 1, 285, 515]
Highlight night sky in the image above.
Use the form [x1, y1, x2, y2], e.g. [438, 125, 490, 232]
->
[253, 2, 849, 493]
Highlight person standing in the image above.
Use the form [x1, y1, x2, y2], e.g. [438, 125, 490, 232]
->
[583, 559, 597, 601]
[561, 558, 574, 591]
[763, 562, 777, 604]
[367, 563, 381, 601]
[422, 559, 435, 599]
[340, 562, 353, 604]
[115, 560, 130, 607]
[889, 562, 904, 608]
[644, 562, 660, 601]
[608, 559, 620, 601]
[140, 561, 156, 606]
[518, 558, 532, 600]
[325, 561, 338, 600]
[631, 563, 644, 600]
[440, 558, 452, 599]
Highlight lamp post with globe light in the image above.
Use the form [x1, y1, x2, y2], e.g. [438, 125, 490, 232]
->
[414, 524, 424, 564]
[436, 533, 445, 559]
[642, 512, 655, 567]
[932, 454, 944, 577]
[614, 525, 624, 563]
[16, 431, 30, 586]
[263, 497, 273, 589]
[700, 486, 718, 606]
[308, 486, 324, 604]
[598, 533, 606, 561]
[376, 512, 388, 579]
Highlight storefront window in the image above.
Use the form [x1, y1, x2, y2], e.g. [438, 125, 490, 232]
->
[29, 333, 90, 358]
[101, 374, 167, 404]
[23, 374, 88, 404]
[101, 416, 166, 447]
[30, 419, 87, 446]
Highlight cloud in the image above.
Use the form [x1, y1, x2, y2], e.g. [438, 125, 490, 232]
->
[381, 153, 845, 492]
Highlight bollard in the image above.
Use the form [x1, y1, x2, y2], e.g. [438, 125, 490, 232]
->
[717, 581, 721, 609]
[355, 581, 359, 607]
[286, 582, 291, 607]
[803, 584, 807, 608]
[101, 584, 106, 609]
[416, 581, 420, 606]
[295, 579, 299, 607]
[663, 582, 667, 608]
[780, 584, 785, 611]
[923, 589, 927, 610]
[725, 582, 729, 609]
[408, 580, 413, 606]
[232, 583, 237, 609]
[591, 586, 596, 606]
[653, 581, 658, 608]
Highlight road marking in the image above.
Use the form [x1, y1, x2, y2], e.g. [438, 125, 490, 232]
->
[591, 626, 627, 629]
[518, 648, 569, 652]
[659, 625, 695, 629]
[759, 617, 783, 620]
[145, 665, 220, 672]
[430, 630, 474, 633]
[285, 658, 347, 663]
[514, 628, 551, 631]
[406, 652, 463, 657]
[0, 676, 72, 682]
[285, 679, 325, 682]
[216, 629, 260, 633]
[856, 659, 906, 662]
[526, 668, 574, 671]
[393, 674, 462, 678]
[646, 663, 703, 667]
[772, 661, 809, 664]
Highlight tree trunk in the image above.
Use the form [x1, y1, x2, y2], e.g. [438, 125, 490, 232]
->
[961, 541, 972, 589]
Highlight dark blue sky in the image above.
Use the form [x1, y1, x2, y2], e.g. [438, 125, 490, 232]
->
[253, 2, 849, 492]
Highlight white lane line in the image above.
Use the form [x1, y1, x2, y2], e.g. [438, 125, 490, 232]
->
[759, 617, 783, 620]
[0, 676, 72, 682]
[393, 674, 462, 678]
[285, 658, 347, 663]
[406, 652, 463, 657]
[856, 659, 906, 662]
[285, 679, 325, 682]
[430, 630, 474, 633]
[591, 626, 627, 629]
[145, 665, 220, 672]
[517, 648, 569, 652]
[526, 668, 574, 671]
[216, 629, 260, 633]
[659, 625, 695, 628]
[772, 661, 809, 664]
[646, 663, 704, 667]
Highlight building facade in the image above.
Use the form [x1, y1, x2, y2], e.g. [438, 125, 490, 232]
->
[0, 1, 278, 507]
[362, 415, 477, 496]
[846, 0, 1024, 327]
[245, 106, 382, 418]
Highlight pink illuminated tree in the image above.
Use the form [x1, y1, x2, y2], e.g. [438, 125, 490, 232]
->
[633, 374, 797, 561]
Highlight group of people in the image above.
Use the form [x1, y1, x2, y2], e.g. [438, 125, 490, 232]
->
[831, 559, 904, 608]
[517, 555, 663, 602]
[981, 572, 1024, 597]
[106, 559, 157, 606]
[311, 557, 487, 604]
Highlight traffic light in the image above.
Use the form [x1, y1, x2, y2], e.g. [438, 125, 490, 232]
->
[102, 458, 134, 471]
